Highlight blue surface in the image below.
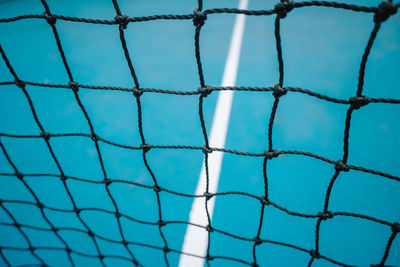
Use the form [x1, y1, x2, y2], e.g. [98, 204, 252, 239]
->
[0, 0, 399, 266]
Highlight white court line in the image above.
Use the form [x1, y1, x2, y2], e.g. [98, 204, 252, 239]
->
[178, 0, 248, 266]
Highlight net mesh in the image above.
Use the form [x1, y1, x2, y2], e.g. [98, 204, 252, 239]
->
[0, 0, 400, 266]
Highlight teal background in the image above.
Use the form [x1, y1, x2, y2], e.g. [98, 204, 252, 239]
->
[0, 0, 399, 266]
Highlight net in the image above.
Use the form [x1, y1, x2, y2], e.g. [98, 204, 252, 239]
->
[0, 0, 399, 266]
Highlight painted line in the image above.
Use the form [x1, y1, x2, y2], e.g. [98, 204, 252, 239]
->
[178, 0, 248, 266]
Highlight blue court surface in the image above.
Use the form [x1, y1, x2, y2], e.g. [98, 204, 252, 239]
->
[0, 0, 400, 266]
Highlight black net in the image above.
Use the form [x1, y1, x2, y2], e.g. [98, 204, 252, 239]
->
[0, 0, 400, 266]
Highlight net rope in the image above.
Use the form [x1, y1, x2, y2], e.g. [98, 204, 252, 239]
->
[0, 0, 400, 266]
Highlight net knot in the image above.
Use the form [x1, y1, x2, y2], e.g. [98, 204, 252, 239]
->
[163, 246, 170, 253]
[193, 9, 207, 27]
[260, 196, 270, 205]
[51, 227, 58, 232]
[203, 192, 213, 200]
[252, 263, 259, 267]
[335, 160, 349, 172]
[74, 208, 81, 214]
[60, 175, 67, 181]
[15, 172, 23, 180]
[14, 223, 21, 229]
[88, 231, 94, 237]
[133, 88, 143, 98]
[264, 149, 280, 160]
[309, 249, 320, 259]
[43, 12, 56, 25]
[104, 179, 112, 186]
[153, 186, 162, 193]
[275, 0, 295, 19]
[68, 81, 79, 92]
[133, 260, 139, 266]
[374, 1, 397, 23]
[318, 211, 334, 220]
[253, 237, 262, 245]
[122, 240, 128, 246]
[115, 14, 129, 30]
[41, 132, 51, 141]
[14, 79, 25, 88]
[202, 145, 213, 154]
[206, 224, 213, 232]
[198, 85, 212, 97]
[36, 202, 44, 209]
[392, 222, 400, 233]
[158, 220, 167, 227]
[99, 254, 104, 260]
[29, 246, 36, 252]
[273, 84, 287, 98]
[91, 134, 99, 142]
[140, 143, 151, 153]
[66, 247, 71, 253]
[206, 255, 214, 261]
[349, 95, 370, 110]
[115, 212, 121, 218]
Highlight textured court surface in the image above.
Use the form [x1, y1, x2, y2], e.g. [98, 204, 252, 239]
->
[0, 0, 400, 266]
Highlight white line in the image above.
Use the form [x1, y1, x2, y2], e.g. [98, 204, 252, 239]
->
[178, 0, 248, 266]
